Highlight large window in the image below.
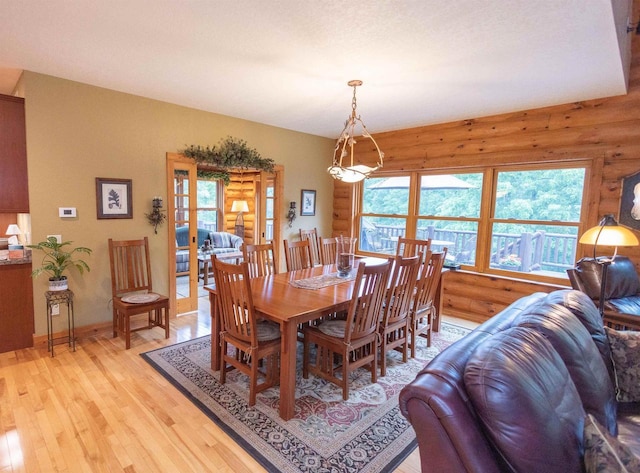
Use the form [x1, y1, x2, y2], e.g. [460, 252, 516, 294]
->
[358, 164, 588, 282]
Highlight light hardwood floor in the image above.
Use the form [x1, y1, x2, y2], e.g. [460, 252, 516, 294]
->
[0, 297, 424, 473]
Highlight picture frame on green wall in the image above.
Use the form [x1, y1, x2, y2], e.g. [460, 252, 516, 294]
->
[96, 177, 133, 219]
[301, 189, 316, 216]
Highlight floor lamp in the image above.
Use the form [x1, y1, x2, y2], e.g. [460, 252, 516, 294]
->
[578, 214, 639, 317]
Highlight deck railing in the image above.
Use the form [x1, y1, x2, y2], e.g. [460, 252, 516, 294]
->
[362, 223, 577, 274]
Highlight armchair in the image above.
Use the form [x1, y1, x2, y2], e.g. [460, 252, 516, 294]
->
[567, 256, 640, 330]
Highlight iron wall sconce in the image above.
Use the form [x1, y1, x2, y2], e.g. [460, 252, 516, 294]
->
[145, 196, 167, 234]
[287, 202, 297, 227]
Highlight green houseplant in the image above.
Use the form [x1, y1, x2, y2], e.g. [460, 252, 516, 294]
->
[28, 237, 92, 291]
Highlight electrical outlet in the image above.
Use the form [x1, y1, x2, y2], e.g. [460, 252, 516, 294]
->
[51, 303, 60, 316]
[47, 234, 62, 243]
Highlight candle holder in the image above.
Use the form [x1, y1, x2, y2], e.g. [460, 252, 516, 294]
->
[145, 196, 167, 234]
[287, 202, 297, 228]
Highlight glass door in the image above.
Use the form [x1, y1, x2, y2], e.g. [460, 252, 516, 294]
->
[167, 154, 198, 315]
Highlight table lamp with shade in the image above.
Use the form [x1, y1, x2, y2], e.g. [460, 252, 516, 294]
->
[578, 214, 639, 316]
[231, 200, 249, 238]
[5, 224, 22, 245]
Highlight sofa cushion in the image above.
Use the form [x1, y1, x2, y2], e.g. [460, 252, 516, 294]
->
[584, 413, 640, 473]
[464, 327, 585, 473]
[517, 299, 618, 435]
[211, 231, 243, 250]
[605, 327, 640, 403]
[545, 290, 616, 382]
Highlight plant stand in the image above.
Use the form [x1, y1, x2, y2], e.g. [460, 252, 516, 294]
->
[45, 289, 75, 357]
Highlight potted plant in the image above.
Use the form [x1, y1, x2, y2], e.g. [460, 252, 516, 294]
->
[498, 254, 521, 271]
[28, 237, 92, 291]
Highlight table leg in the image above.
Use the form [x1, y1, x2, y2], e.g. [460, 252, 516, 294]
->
[203, 260, 210, 285]
[278, 320, 298, 421]
[209, 291, 220, 371]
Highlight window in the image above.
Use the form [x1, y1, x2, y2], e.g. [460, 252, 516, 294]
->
[358, 164, 588, 282]
[489, 167, 584, 276]
[197, 177, 221, 232]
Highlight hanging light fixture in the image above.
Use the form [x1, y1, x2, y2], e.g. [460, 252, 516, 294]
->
[328, 80, 384, 183]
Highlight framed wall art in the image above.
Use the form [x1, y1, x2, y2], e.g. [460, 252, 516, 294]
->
[300, 189, 316, 216]
[619, 170, 640, 230]
[96, 177, 133, 219]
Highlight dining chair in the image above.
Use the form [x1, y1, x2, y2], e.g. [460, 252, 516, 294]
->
[395, 236, 431, 265]
[213, 257, 281, 406]
[319, 236, 338, 266]
[409, 249, 447, 356]
[242, 241, 278, 278]
[303, 259, 392, 400]
[108, 237, 170, 349]
[283, 239, 313, 271]
[378, 254, 422, 376]
[299, 227, 321, 266]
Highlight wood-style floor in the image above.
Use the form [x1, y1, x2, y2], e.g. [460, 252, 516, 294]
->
[0, 297, 422, 473]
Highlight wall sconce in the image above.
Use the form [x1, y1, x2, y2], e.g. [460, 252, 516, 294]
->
[231, 200, 249, 237]
[287, 202, 297, 228]
[145, 196, 166, 234]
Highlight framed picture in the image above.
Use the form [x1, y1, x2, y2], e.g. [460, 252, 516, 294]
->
[619, 170, 640, 230]
[300, 189, 316, 216]
[96, 177, 132, 219]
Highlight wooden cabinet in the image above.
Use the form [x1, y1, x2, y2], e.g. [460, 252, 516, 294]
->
[0, 262, 34, 353]
[0, 94, 29, 213]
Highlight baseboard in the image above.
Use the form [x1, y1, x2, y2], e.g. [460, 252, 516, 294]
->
[32, 321, 113, 348]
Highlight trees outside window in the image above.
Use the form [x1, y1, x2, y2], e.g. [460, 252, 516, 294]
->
[358, 165, 588, 282]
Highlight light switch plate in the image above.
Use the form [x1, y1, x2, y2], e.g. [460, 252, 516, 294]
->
[47, 234, 62, 243]
[59, 207, 77, 218]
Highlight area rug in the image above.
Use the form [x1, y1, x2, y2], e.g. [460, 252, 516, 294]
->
[141, 323, 470, 473]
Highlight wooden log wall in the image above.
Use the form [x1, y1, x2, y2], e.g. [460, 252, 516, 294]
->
[224, 170, 259, 246]
[333, 6, 640, 324]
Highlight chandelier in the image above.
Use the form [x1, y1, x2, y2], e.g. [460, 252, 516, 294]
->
[328, 80, 384, 183]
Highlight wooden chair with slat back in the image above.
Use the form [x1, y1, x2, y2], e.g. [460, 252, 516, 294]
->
[108, 237, 170, 349]
[396, 236, 432, 265]
[303, 259, 392, 400]
[378, 254, 422, 376]
[242, 242, 278, 278]
[300, 228, 321, 266]
[213, 257, 281, 406]
[409, 249, 447, 356]
[319, 236, 338, 266]
[283, 239, 313, 272]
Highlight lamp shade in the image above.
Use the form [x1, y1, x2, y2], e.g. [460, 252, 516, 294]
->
[231, 200, 249, 213]
[579, 215, 639, 247]
[5, 224, 21, 236]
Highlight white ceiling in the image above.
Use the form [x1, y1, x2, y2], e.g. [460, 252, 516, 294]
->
[0, 0, 634, 138]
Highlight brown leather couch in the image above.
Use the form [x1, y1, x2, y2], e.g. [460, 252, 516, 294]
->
[567, 255, 640, 330]
[399, 289, 640, 473]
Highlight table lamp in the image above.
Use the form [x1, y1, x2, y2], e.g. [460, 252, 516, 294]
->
[578, 214, 639, 316]
[5, 224, 22, 245]
[231, 200, 249, 237]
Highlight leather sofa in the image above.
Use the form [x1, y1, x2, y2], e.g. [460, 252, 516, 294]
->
[399, 289, 640, 472]
[175, 227, 243, 274]
[567, 255, 640, 330]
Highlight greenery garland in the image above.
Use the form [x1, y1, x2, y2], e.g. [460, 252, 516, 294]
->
[182, 136, 275, 176]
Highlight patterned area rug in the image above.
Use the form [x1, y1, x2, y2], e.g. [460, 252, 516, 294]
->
[141, 323, 470, 473]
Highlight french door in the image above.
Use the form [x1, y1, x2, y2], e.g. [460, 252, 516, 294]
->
[167, 153, 198, 315]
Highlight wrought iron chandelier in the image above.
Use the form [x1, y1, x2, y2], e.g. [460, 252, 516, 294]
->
[328, 80, 384, 183]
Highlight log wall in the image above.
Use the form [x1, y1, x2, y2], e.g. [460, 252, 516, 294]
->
[333, 7, 640, 323]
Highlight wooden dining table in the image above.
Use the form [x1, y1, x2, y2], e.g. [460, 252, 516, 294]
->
[205, 258, 386, 420]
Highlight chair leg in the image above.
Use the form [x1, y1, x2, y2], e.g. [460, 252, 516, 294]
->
[125, 315, 131, 349]
[380, 335, 387, 377]
[220, 341, 227, 385]
[113, 308, 118, 338]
